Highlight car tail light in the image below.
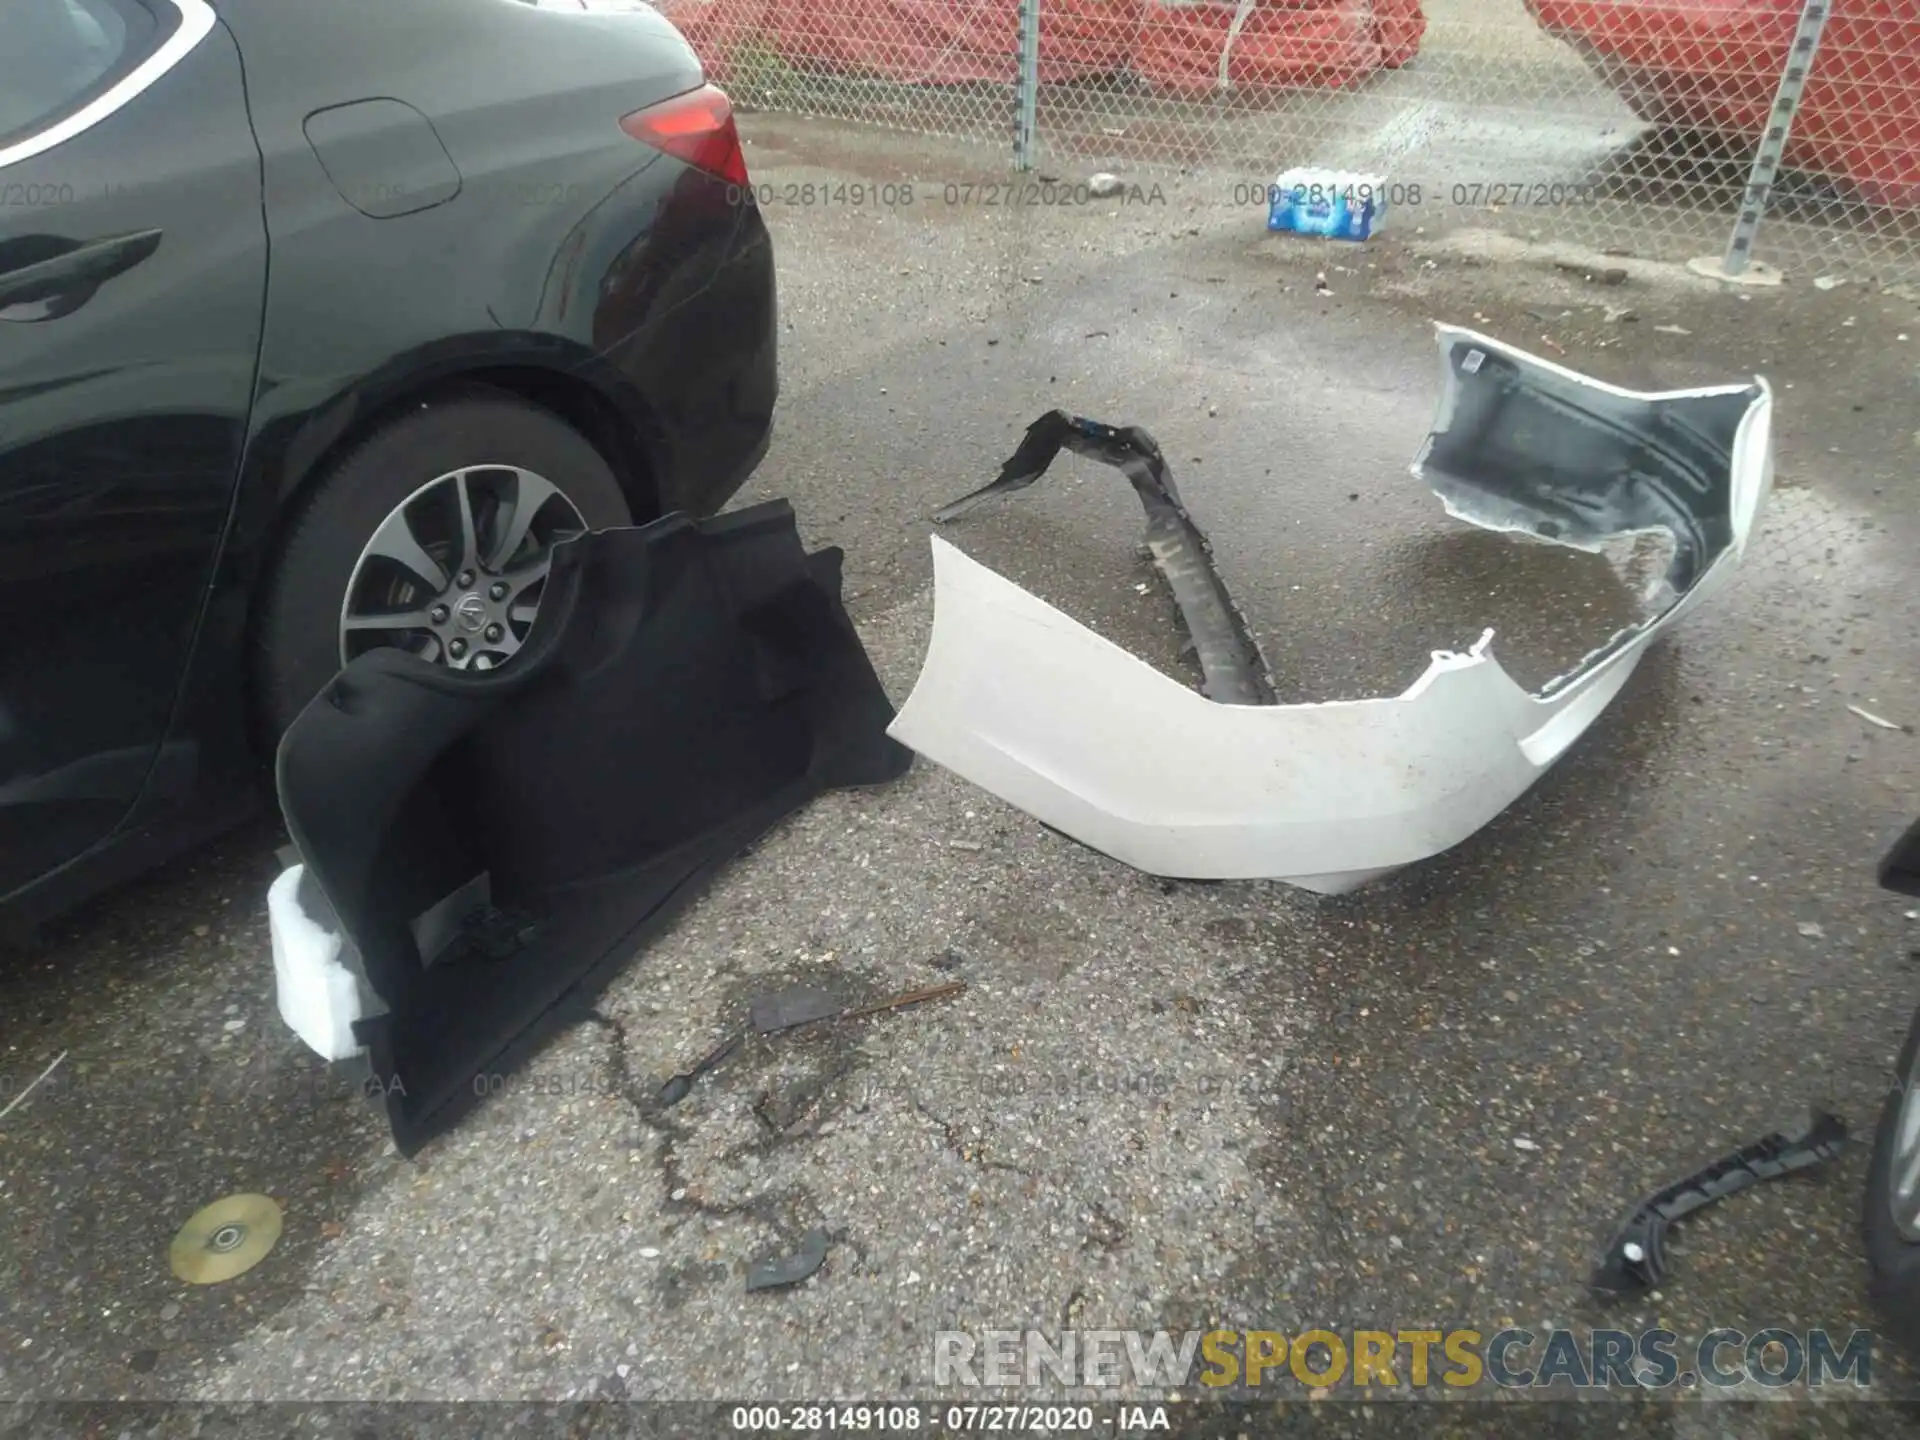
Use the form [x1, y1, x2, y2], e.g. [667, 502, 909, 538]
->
[620, 84, 749, 187]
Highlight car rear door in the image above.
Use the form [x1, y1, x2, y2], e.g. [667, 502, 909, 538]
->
[0, 0, 267, 897]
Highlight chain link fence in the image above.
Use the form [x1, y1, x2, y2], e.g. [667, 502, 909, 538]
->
[655, 0, 1920, 285]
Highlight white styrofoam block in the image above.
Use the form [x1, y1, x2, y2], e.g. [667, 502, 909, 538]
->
[268, 864, 367, 1061]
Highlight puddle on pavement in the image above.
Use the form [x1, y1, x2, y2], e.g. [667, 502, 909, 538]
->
[1747, 481, 1907, 593]
[1322, 524, 1675, 699]
[0, 820, 382, 1398]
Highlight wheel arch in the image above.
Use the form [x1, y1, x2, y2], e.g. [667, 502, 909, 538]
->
[235, 342, 664, 740]
[251, 351, 663, 548]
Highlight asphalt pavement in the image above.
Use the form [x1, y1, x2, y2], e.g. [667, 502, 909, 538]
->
[3, 117, 1920, 1435]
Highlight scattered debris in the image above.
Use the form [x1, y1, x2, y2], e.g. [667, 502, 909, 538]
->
[1849, 703, 1906, 731]
[1603, 305, 1638, 323]
[1653, 324, 1691, 335]
[0, 1049, 67, 1125]
[750, 985, 844, 1036]
[947, 839, 984, 852]
[662, 981, 964, 1108]
[1797, 921, 1825, 939]
[1539, 334, 1566, 355]
[169, 1193, 283, 1285]
[893, 328, 1772, 895]
[1513, 1137, 1540, 1152]
[1087, 172, 1122, 198]
[746, 1226, 831, 1292]
[1814, 274, 1847, 291]
[837, 980, 966, 1023]
[1555, 261, 1628, 286]
[1591, 1110, 1846, 1296]
[658, 1032, 744, 1108]
[275, 504, 911, 1152]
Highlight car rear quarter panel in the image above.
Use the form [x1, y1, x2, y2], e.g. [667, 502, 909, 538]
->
[219, 0, 705, 525]
[200, 0, 773, 709]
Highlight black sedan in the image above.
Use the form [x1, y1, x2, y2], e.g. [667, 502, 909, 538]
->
[0, 0, 777, 929]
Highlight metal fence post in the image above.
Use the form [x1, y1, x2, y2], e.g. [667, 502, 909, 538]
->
[1015, 0, 1041, 171]
[1694, 0, 1831, 282]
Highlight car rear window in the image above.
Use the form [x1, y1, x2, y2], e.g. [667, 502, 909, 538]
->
[0, 0, 163, 148]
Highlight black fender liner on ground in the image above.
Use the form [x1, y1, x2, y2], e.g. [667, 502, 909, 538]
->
[276, 500, 912, 1154]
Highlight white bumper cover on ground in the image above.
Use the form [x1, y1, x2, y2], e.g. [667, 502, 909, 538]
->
[888, 326, 1774, 895]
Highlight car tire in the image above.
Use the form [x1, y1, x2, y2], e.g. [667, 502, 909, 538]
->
[1864, 1002, 1920, 1347]
[256, 388, 633, 741]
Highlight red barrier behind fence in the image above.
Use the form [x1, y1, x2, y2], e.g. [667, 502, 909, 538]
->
[654, 0, 766, 83]
[656, 0, 1424, 90]
[1373, 0, 1425, 66]
[656, 0, 1146, 83]
[770, 0, 1153, 83]
[1132, 1, 1412, 95]
[1529, 0, 1920, 208]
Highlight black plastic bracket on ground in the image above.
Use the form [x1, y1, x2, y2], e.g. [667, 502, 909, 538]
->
[1591, 1109, 1847, 1296]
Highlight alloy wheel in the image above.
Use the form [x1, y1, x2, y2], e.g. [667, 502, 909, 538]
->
[339, 464, 586, 671]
